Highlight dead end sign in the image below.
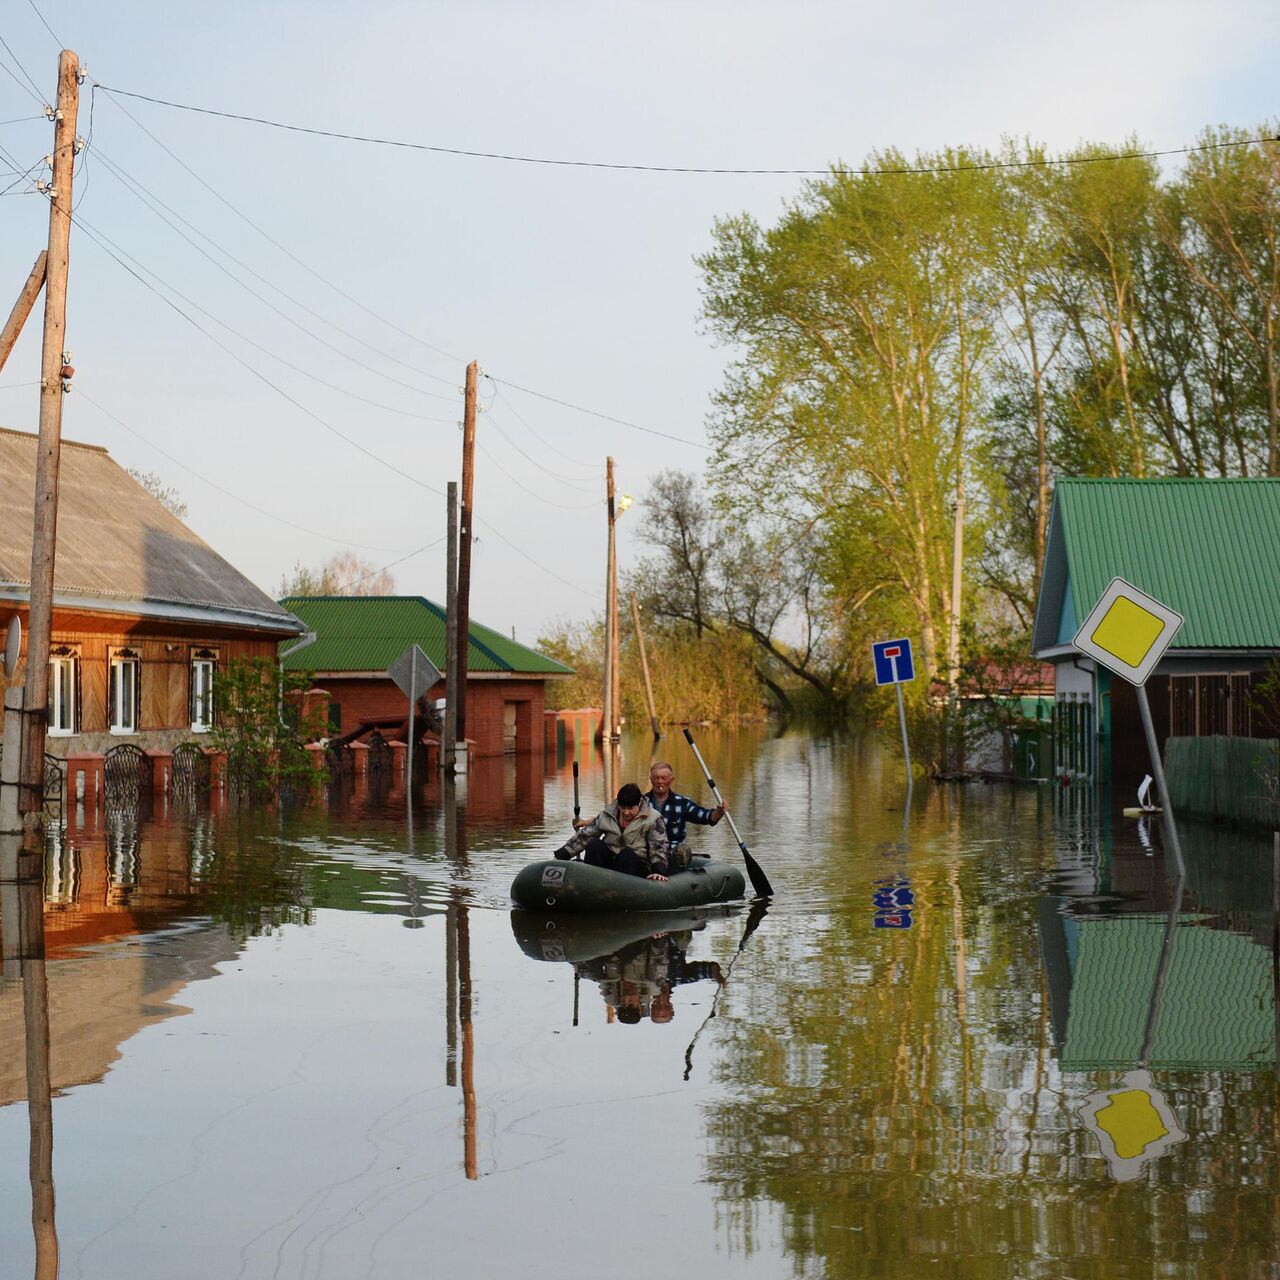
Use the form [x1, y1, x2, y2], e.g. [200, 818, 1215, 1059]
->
[1073, 578, 1184, 687]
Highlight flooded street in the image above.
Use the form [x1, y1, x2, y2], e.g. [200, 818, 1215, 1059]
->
[2, 728, 1278, 1279]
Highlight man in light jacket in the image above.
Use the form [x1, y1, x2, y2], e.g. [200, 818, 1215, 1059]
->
[554, 782, 669, 881]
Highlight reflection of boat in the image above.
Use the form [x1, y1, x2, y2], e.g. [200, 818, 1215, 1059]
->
[510, 905, 735, 963]
[509, 856, 745, 913]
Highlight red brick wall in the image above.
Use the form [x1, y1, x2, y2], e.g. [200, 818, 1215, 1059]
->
[318, 676, 546, 758]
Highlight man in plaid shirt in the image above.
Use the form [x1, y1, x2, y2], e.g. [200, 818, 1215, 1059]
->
[644, 761, 726, 869]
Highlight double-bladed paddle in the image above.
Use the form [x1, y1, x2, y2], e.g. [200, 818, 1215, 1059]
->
[682, 728, 773, 898]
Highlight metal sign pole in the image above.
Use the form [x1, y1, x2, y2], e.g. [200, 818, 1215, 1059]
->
[407, 648, 417, 792]
[1135, 683, 1185, 878]
[892, 657, 911, 784]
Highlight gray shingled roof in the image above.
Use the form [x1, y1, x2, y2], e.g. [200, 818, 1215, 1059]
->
[0, 427, 304, 635]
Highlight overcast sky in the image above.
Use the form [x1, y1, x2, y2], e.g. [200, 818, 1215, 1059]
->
[1, 0, 1277, 643]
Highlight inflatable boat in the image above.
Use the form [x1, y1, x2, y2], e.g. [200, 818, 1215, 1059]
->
[509, 855, 746, 914]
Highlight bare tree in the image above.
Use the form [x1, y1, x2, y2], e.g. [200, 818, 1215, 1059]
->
[127, 467, 188, 520]
[278, 550, 395, 597]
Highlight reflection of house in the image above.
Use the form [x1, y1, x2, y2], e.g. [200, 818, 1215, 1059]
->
[0, 428, 306, 756]
[1032, 478, 1280, 786]
[279, 596, 572, 758]
[1039, 907, 1275, 1071]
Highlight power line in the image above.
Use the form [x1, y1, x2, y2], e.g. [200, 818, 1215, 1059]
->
[0, 114, 43, 126]
[489, 388, 597, 472]
[96, 83, 1280, 176]
[0, 33, 44, 103]
[341, 537, 446, 591]
[65, 208, 597, 599]
[475, 438, 597, 511]
[483, 408, 598, 491]
[74, 386, 415, 553]
[99, 89, 465, 371]
[489, 375, 710, 449]
[98, 88, 712, 452]
[26, 0, 65, 49]
[89, 144, 464, 406]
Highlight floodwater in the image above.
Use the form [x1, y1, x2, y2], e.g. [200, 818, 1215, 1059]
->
[1, 727, 1278, 1280]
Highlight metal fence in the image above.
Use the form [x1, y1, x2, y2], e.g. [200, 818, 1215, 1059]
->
[1165, 735, 1280, 829]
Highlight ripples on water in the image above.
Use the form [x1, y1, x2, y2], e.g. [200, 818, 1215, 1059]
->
[0, 727, 1277, 1279]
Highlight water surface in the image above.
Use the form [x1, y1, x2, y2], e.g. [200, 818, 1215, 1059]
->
[1, 729, 1277, 1279]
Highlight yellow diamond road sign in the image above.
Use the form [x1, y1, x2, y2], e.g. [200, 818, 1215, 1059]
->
[1073, 578, 1184, 687]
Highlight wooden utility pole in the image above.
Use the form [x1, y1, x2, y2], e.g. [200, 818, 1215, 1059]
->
[603, 458, 616, 742]
[20, 50, 79, 837]
[0, 253, 47, 375]
[630, 592, 660, 737]
[443, 481, 459, 772]
[454, 361, 478, 745]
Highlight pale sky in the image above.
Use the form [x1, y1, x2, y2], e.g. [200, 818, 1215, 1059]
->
[1, 0, 1277, 644]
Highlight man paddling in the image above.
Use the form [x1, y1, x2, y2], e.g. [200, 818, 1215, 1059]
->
[554, 782, 670, 881]
[645, 761, 725, 870]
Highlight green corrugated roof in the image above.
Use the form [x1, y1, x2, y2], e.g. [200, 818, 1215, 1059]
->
[1054, 478, 1280, 649]
[278, 596, 573, 676]
[1062, 916, 1274, 1071]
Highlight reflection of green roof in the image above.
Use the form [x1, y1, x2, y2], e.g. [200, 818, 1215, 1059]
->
[1062, 916, 1275, 1071]
[279, 596, 573, 677]
[1033, 478, 1280, 653]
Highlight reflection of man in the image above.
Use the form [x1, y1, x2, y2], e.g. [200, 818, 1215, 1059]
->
[554, 783, 669, 881]
[575, 931, 724, 1024]
[645, 762, 725, 870]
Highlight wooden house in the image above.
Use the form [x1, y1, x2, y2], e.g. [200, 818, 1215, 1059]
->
[279, 595, 572, 758]
[0, 427, 306, 758]
[1031, 477, 1280, 789]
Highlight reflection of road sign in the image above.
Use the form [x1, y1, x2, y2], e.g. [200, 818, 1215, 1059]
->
[872, 875, 914, 929]
[387, 644, 441, 701]
[872, 638, 915, 686]
[1079, 1069, 1187, 1181]
[1073, 578, 1183, 686]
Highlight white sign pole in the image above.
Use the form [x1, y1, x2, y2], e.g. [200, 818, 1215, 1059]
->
[1135, 684, 1185, 878]
[891, 655, 911, 785]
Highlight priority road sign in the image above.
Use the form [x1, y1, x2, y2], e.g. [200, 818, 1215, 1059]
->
[1073, 578, 1183, 687]
[1078, 1069, 1186, 1182]
[872, 638, 914, 686]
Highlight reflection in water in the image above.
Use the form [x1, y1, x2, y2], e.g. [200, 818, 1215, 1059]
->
[1, 833, 59, 1279]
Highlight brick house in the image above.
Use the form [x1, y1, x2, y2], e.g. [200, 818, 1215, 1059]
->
[0, 427, 307, 758]
[278, 595, 573, 758]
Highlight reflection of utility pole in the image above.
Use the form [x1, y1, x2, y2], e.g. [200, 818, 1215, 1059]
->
[19, 846, 58, 1278]
[458, 903, 477, 1181]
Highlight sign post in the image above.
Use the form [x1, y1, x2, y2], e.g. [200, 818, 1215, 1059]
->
[1072, 578, 1185, 877]
[872, 638, 915, 785]
[388, 644, 442, 792]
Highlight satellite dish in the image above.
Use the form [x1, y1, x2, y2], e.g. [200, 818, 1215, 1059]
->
[3, 616, 19, 679]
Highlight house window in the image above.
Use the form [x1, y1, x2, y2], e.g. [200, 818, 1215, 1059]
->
[1169, 674, 1253, 738]
[190, 648, 217, 732]
[48, 649, 78, 735]
[109, 649, 140, 734]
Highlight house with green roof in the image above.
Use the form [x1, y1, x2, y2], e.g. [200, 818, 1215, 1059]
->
[1031, 478, 1280, 788]
[279, 596, 572, 758]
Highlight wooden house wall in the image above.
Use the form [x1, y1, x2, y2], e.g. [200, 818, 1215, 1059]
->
[5, 610, 277, 733]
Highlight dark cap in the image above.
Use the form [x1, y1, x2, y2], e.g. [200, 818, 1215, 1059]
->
[616, 782, 643, 807]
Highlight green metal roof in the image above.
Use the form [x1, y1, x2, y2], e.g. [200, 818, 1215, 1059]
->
[1034, 478, 1280, 652]
[278, 596, 573, 676]
[1062, 916, 1274, 1071]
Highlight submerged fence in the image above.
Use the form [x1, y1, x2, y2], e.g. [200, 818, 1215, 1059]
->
[1164, 735, 1280, 829]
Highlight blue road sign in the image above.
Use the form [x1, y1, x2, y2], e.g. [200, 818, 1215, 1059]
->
[872, 637, 914, 686]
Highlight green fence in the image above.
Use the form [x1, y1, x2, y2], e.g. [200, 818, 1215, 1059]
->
[1164, 735, 1280, 829]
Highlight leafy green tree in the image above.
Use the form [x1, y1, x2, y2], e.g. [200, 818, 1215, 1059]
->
[210, 657, 323, 801]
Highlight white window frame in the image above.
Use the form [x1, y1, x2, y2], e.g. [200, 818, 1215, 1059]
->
[191, 657, 215, 732]
[109, 653, 140, 735]
[48, 653, 77, 735]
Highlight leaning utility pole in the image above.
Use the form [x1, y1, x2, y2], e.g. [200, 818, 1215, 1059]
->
[630, 592, 660, 738]
[0, 253, 47, 375]
[20, 50, 79, 838]
[454, 361, 478, 745]
[602, 458, 616, 742]
[442, 482, 459, 773]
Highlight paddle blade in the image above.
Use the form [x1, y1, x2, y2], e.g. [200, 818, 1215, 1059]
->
[742, 846, 773, 897]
